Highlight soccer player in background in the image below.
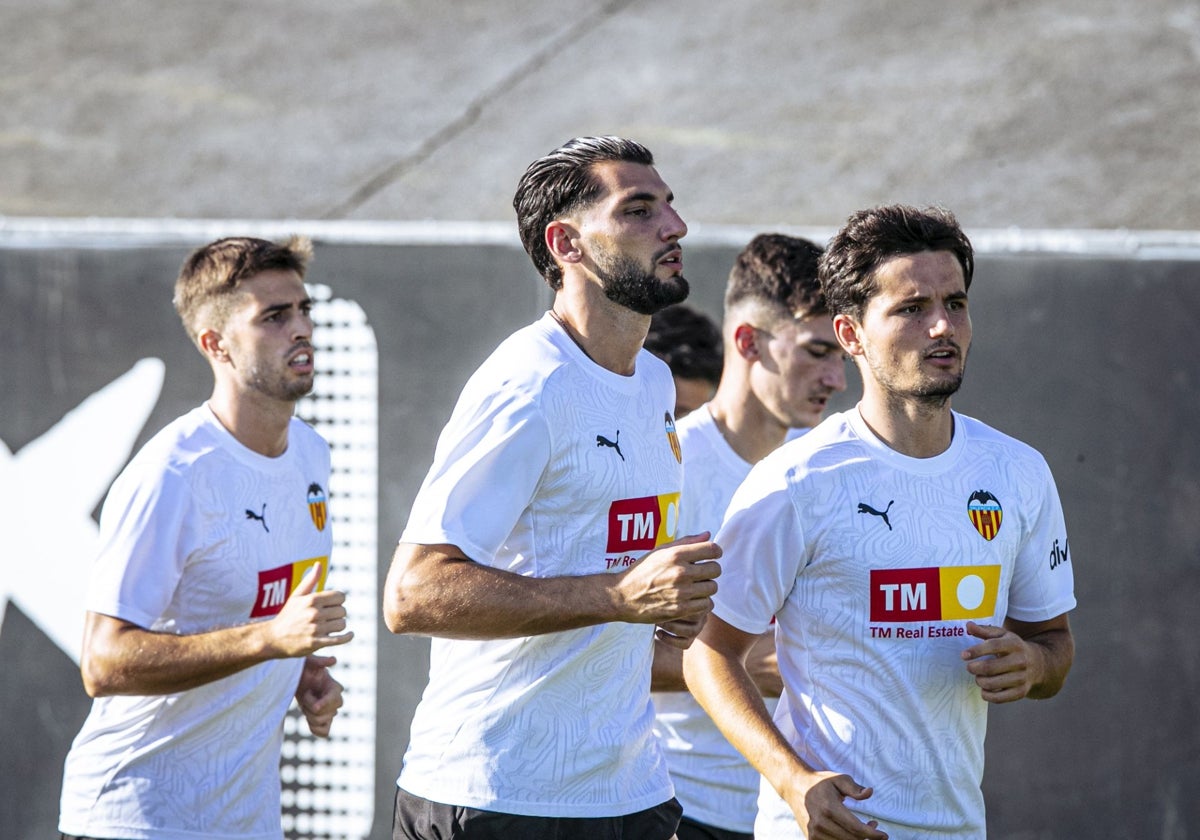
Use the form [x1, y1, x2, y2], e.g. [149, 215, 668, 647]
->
[652, 233, 847, 840]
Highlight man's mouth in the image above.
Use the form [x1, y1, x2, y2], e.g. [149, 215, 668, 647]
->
[926, 343, 959, 362]
[658, 248, 683, 270]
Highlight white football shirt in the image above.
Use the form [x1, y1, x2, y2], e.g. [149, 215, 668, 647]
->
[652, 405, 775, 833]
[59, 405, 333, 840]
[713, 408, 1076, 839]
[398, 313, 685, 818]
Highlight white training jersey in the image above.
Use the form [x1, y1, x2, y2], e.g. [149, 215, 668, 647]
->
[712, 408, 1076, 840]
[398, 312, 684, 818]
[652, 404, 775, 832]
[59, 404, 332, 840]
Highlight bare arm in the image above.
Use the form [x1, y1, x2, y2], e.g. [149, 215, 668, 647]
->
[652, 628, 780, 695]
[683, 615, 887, 840]
[962, 613, 1074, 702]
[81, 567, 353, 697]
[383, 535, 721, 643]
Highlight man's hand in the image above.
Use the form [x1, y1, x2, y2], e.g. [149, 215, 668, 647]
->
[268, 565, 354, 658]
[654, 614, 709, 650]
[614, 532, 721, 646]
[963, 615, 1074, 702]
[786, 772, 888, 840]
[295, 654, 344, 738]
[962, 621, 1042, 703]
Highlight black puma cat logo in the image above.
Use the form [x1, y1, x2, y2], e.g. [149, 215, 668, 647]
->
[596, 431, 624, 461]
[245, 503, 270, 533]
[857, 500, 894, 531]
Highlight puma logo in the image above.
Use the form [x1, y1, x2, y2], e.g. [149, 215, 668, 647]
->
[245, 503, 270, 533]
[596, 431, 624, 461]
[857, 500, 894, 531]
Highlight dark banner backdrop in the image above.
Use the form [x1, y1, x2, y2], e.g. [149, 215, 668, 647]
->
[1, 225, 1196, 839]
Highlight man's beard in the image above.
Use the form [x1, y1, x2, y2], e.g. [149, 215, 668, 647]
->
[867, 355, 967, 408]
[596, 250, 689, 315]
[245, 365, 315, 403]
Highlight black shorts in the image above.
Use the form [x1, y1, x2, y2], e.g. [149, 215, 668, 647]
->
[675, 814, 754, 840]
[393, 786, 682, 840]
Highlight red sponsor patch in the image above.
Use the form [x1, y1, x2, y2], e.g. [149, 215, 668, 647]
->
[870, 567, 941, 622]
[249, 557, 327, 618]
[606, 493, 680, 553]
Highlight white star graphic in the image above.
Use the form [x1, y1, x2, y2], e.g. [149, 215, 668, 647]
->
[0, 358, 164, 662]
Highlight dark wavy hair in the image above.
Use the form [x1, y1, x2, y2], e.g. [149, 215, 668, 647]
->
[644, 304, 723, 387]
[819, 205, 974, 320]
[513, 136, 655, 290]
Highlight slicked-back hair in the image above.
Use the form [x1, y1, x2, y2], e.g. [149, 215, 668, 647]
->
[513, 136, 655, 290]
[724, 233, 827, 324]
[644, 303, 723, 387]
[819, 204, 974, 321]
[173, 235, 313, 348]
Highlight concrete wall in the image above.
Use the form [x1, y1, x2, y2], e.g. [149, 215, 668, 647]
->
[2, 223, 1196, 839]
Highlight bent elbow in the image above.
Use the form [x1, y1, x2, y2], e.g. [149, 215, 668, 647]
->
[383, 585, 423, 636]
[382, 595, 404, 635]
[79, 652, 117, 698]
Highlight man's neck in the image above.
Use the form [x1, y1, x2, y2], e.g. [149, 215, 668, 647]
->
[856, 391, 954, 459]
[706, 385, 789, 464]
[207, 387, 294, 457]
[550, 289, 648, 376]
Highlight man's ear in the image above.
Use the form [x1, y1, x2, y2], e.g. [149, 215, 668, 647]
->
[546, 221, 582, 265]
[733, 322, 760, 361]
[198, 328, 229, 364]
[833, 313, 864, 357]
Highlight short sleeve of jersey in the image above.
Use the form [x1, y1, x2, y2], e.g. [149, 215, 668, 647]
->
[710, 463, 803, 636]
[87, 459, 190, 629]
[1006, 456, 1077, 622]
[401, 383, 552, 567]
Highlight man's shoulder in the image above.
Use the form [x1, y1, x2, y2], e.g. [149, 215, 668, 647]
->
[133, 405, 219, 463]
[470, 317, 574, 397]
[779, 411, 858, 461]
[109, 406, 223, 497]
[676, 405, 716, 444]
[287, 415, 331, 451]
[956, 412, 1049, 466]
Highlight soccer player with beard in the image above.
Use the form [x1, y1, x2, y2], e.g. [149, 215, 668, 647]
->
[384, 137, 722, 840]
[683, 205, 1076, 840]
[59, 236, 352, 840]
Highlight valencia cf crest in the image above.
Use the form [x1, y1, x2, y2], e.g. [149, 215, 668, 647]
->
[307, 482, 328, 532]
[967, 489, 1002, 541]
[664, 413, 682, 464]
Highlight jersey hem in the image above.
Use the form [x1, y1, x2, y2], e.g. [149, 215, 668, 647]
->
[396, 779, 675, 819]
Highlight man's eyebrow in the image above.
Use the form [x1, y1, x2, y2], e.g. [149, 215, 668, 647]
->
[260, 298, 311, 315]
[621, 190, 674, 204]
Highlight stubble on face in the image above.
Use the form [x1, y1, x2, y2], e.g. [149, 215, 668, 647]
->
[594, 247, 689, 315]
[223, 273, 316, 405]
[857, 252, 971, 409]
[243, 349, 315, 403]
